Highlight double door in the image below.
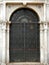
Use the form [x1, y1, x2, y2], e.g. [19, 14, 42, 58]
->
[9, 22, 40, 62]
[9, 8, 40, 62]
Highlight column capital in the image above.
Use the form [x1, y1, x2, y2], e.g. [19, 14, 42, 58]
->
[6, 21, 11, 25]
[0, 20, 11, 24]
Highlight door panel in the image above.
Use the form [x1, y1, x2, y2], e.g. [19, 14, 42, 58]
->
[25, 23, 39, 62]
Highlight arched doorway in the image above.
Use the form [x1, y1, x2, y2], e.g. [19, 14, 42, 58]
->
[9, 8, 40, 62]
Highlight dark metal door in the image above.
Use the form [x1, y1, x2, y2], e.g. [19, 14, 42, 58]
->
[9, 8, 40, 62]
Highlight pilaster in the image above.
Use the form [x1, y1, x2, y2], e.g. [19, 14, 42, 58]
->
[6, 21, 11, 64]
[40, 22, 48, 65]
[40, 22, 45, 63]
[43, 23, 48, 64]
[0, 21, 6, 65]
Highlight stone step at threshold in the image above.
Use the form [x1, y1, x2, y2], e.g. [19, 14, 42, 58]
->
[7, 63, 45, 65]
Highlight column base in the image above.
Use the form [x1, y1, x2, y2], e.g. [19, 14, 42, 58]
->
[1, 63, 6, 65]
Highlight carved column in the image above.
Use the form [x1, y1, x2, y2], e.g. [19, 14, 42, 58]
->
[6, 21, 11, 64]
[47, 22, 49, 64]
[1, 21, 11, 65]
[43, 23, 48, 64]
[0, 22, 3, 65]
[40, 22, 45, 64]
[1, 22, 6, 65]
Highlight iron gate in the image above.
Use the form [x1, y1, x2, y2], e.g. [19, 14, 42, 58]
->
[9, 8, 40, 62]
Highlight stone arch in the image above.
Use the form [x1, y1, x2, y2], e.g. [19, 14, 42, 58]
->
[9, 7, 40, 22]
